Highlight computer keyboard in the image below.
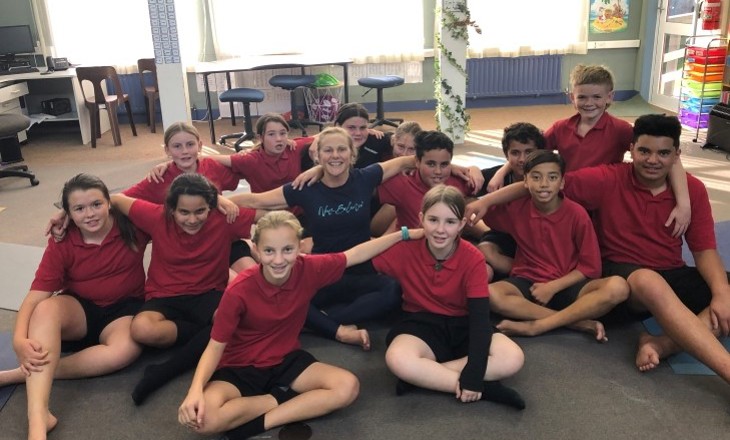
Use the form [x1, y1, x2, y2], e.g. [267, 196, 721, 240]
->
[0, 66, 40, 76]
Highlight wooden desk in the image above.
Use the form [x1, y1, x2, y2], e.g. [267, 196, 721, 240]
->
[0, 69, 99, 145]
[194, 54, 352, 144]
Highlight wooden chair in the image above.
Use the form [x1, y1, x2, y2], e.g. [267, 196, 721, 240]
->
[137, 58, 160, 133]
[75, 66, 137, 148]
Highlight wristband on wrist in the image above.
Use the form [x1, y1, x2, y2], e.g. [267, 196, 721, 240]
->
[401, 226, 410, 241]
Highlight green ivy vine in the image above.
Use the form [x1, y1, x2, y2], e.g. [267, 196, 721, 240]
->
[434, 1, 481, 139]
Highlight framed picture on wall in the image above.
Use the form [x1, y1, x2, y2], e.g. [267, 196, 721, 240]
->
[589, 0, 630, 34]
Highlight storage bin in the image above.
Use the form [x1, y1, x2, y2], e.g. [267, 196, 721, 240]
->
[682, 79, 723, 92]
[680, 94, 720, 105]
[687, 55, 727, 64]
[680, 100, 716, 113]
[687, 71, 725, 82]
[682, 88, 722, 99]
[686, 63, 725, 74]
[679, 109, 710, 129]
[686, 45, 727, 58]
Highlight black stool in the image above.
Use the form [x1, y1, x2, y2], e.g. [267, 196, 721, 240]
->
[269, 75, 323, 136]
[218, 88, 265, 151]
[357, 75, 405, 128]
[0, 114, 39, 186]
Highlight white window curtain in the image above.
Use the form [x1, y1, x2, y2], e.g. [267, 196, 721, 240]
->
[37, 0, 154, 73]
[467, 1, 589, 58]
[208, 0, 424, 64]
[34, 0, 201, 72]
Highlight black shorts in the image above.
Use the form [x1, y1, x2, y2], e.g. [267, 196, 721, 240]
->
[386, 312, 470, 363]
[60, 294, 142, 353]
[502, 276, 591, 311]
[229, 239, 252, 266]
[210, 350, 317, 397]
[479, 230, 517, 259]
[602, 261, 723, 315]
[139, 290, 223, 325]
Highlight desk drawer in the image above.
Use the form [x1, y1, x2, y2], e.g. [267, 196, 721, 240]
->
[0, 81, 29, 103]
[0, 99, 21, 113]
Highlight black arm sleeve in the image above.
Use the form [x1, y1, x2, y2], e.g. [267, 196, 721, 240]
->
[459, 297, 493, 393]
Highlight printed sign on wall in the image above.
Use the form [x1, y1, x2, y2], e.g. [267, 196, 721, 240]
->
[148, 0, 180, 64]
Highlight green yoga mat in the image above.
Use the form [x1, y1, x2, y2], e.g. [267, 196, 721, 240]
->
[642, 317, 730, 376]
[0, 332, 18, 411]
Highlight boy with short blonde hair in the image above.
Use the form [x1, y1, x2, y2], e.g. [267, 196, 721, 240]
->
[487, 64, 691, 236]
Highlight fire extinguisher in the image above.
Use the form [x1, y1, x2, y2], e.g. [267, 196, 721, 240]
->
[701, 0, 722, 31]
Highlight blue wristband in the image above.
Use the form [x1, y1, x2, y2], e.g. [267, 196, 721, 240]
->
[401, 226, 410, 241]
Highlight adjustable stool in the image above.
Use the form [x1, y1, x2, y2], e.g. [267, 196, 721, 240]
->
[269, 75, 323, 136]
[357, 75, 404, 128]
[218, 87, 265, 151]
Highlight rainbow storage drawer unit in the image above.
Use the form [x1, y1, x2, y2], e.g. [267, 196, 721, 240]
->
[680, 45, 727, 129]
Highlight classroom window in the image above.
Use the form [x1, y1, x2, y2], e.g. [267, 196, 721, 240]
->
[38, 0, 154, 72]
[467, 1, 589, 57]
[208, 0, 424, 63]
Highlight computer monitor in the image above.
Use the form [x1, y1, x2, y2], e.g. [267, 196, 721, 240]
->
[0, 25, 35, 60]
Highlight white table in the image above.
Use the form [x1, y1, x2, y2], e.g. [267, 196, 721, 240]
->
[0, 69, 99, 145]
[193, 54, 352, 144]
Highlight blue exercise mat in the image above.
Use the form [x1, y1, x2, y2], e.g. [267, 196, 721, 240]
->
[682, 220, 730, 271]
[642, 317, 730, 376]
[0, 332, 18, 411]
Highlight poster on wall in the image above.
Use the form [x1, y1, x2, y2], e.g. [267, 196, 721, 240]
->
[589, 0, 629, 34]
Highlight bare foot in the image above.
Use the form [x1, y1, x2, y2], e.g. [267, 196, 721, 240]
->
[0, 367, 26, 387]
[636, 332, 664, 372]
[335, 325, 371, 351]
[28, 411, 57, 440]
[47, 412, 58, 433]
[496, 319, 544, 337]
[569, 319, 608, 343]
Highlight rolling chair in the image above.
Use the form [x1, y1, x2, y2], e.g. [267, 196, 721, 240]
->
[0, 113, 39, 186]
[218, 87, 265, 151]
[137, 58, 160, 133]
[269, 75, 323, 136]
[76, 66, 138, 148]
[357, 75, 404, 128]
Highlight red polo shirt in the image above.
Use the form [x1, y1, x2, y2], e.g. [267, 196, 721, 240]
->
[483, 195, 601, 282]
[229, 141, 309, 194]
[373, 239, 488, 316]
[212, 253, 346, 368]
[31, 223, 149, 306]
[128, 199, 256, 300]
[545, 112, 633, 172]
[378, 173, 471, 228]
[123, 158, 241, 204]
[564, 163, 716, 270]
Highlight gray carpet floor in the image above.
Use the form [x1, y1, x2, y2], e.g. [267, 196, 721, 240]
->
[1, 322, 730, 440]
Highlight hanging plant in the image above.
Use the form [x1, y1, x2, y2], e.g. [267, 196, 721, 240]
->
[434, 1, 481, 139]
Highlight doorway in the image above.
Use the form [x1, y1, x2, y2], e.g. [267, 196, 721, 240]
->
[649, 0, 697, 110]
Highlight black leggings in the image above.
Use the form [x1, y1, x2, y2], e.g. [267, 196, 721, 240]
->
[306, 271, 401, 339]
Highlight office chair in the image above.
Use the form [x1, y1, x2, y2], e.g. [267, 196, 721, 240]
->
[357, 75, 405, 128]
[137, 58, 160, 133]
[0, 113, 39, 186]
[76, 66, 138, 148]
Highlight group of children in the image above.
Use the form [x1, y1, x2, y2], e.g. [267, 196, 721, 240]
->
[1, 63, 729, 440]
